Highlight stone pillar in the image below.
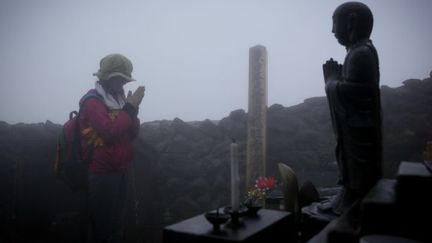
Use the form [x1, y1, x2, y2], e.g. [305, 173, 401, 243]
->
[246, 45, 268, 189]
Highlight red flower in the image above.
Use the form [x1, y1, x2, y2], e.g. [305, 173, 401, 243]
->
[255, 176, 276, 192]
[245, 176, 277, 205]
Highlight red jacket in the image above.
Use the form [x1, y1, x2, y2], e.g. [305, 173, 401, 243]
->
[79, 90, 140, 175]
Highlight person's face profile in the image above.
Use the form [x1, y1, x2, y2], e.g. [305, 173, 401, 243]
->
[105, 76, 127, 94]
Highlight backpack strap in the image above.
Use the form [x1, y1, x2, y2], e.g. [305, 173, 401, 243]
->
[73, 89, 105, 164]
[69, 111, 78, 120]
[79, 89, 103, 109]
[69, 111, 82, 162]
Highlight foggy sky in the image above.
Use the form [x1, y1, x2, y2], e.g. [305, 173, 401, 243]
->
[1, 0, 431, 124]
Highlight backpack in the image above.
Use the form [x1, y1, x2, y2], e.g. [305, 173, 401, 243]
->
[54, 90, 102, 191]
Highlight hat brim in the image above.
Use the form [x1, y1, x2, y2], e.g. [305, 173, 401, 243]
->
[106, 72, 135, 82]
[93, 72, 135, 82]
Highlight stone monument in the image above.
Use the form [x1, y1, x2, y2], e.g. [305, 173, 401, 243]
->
[246, 45, 268, 189]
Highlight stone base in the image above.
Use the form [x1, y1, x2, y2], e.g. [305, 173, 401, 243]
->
[301, 204, 335, 242]
[306, 201, 361, 243]
[306, 162, 432, 243]
[396, 161, 432, 204]
[360, 179, 398, 236]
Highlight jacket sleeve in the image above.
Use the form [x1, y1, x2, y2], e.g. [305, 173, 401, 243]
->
[123, 102, 140, 139]
[81, 98, 136, 143]
[130, 117, 140, 140]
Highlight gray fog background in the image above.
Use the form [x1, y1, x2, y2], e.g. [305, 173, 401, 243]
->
[0, 0, 431, 124]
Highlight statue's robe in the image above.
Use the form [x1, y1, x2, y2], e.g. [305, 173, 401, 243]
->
[325, 39, 382, 193]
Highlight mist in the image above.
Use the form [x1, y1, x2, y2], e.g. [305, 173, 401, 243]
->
[1, 0, 431, 124]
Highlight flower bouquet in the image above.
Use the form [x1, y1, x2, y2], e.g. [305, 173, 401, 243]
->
[244, 176, 276, 215]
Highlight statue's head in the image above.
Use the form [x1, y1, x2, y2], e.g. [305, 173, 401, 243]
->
[332, 2, 374, 47]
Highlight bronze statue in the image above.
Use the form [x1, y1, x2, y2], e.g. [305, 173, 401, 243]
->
[321, 2, 382, 215]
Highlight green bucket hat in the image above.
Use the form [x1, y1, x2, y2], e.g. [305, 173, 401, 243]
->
[93, 53, 135, 82]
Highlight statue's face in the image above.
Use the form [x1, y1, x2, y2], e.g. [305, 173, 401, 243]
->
[332, 13, 349, 46]
[332, 3, 374, 47]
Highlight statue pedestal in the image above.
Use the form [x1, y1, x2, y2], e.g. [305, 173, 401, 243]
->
[306, 161, 432, 243]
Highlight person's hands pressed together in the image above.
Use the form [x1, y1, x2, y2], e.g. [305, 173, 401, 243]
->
[126, 86, 145, 108]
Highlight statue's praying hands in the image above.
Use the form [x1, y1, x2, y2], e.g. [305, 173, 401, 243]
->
[323, 58, 342, 84]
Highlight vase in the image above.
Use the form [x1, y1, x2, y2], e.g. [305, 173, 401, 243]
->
[245, 204, 262, 216]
